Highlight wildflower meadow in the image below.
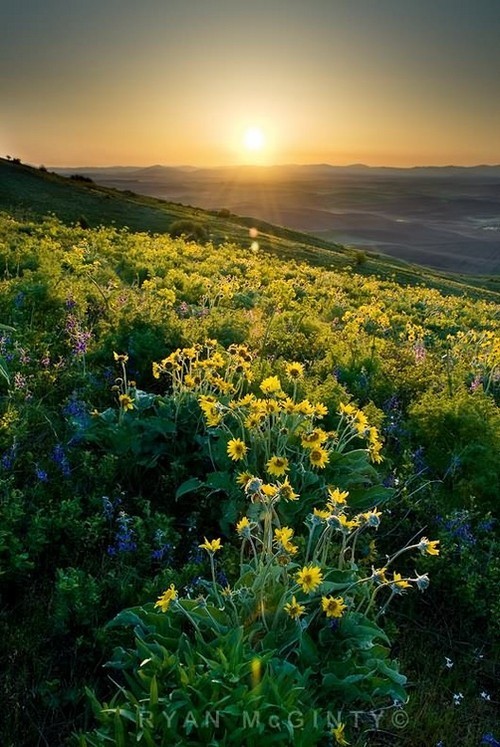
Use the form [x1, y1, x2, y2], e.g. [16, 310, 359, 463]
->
[0, 212, 498, 746]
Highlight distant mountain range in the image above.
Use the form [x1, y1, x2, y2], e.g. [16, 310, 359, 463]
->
[53, 163, 500, 180]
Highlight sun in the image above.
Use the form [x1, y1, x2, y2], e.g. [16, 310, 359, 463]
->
[243, 127, 265, 152]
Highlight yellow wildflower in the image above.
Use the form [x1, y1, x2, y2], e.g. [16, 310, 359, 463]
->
[260, 375, 282, 395]
[296, 565, 323, 594]
[199, 537, 223, 553]
[418, 537, 440, 556]
[322, 595, 347, 618]
[392, 572, 411, 590]
[335, 514, 360, 532]
[113, 351, 129, 363]
[266, 455, 289, 476]
[261, 483, 278, 497]
[265, 399, 281, 415]
[327, 487, 349, 505]
[278, 477, 299, 501]
[154, 584, 177, 613]
[314, 402, 328, 418]
[237, 393, 256, 407]
[118, 394, 135, 411]
[301, 428, 328, 449]
[200, 403, 222, 427]
[244, 412, 264, 429]
[236, 471, 253, 487]
[339, 402, 356, 417]
[309, 446, 330, 469]
[354, 410, 369, 434]
[332, 722, 350, 746]
[282, 397, 296, 414]
[295, 399, 315, 416]
[361, 508, 382, 527]
[313, 507, 332, 521]
[236, 517, 251, 535]
[372, 567, 388, 584]
[227, 438, 248, 461]
[274, 526, 298, 555]
[284, 595, 306, 620]
[368, 440, 384, 464]
[285, 361, 304, 380]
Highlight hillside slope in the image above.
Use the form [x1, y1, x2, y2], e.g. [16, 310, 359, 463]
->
[1, 157, 498, 301]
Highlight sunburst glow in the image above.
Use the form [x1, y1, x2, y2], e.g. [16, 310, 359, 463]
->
[243, 127, 265, 152]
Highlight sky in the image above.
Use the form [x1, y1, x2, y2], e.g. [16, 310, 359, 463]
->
[1, 0, 500, 167]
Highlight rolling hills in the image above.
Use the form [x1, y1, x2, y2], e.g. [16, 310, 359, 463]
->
[1, 157, 499, 301]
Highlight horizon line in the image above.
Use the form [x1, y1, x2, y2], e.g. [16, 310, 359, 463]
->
[39, 161, 500, 171]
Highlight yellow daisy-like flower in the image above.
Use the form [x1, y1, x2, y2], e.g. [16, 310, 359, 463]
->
[327, 487, 349, 505]
[236, 517, 251, 535]
[313, 507, 332, 521]
[274, 526, 298, 555]
[184, 373, 202, 388]
[208, 352, 225, 369]
[332, 722, 350, 746]
[199, 537, 223, 554]
[278, 476, 299, 501]
[284, 595, 306, 620]
[296, 565, 323, 594]
[354, 410, 369, 435]
[202, 404, 222, 427]
[339, 402, 356, 417]
[260, 375, 282, 395]
[236, 471, 254, 487]
[261, 483, 278, 498]
[321, 595, 347, 618]
[418, 537, 440, 556]
[372, 567, 388, 584]
[368, 442, 384, 464]
[314, 402, 328, 418]
[265, 399, 281, 415]
[237, 393, 256, 408]
[361, 508, 382, 527]
[152, 361, 162, 379]
[285, 361, 304, 380]
[301, 429, 328, 449]
[227, 438, 248, 461]
[244, 412, 265, 429]
[266, 455, 290, 476]
[309, 446, 329, 469]
[295, 399, 315, 416]
[335, 514, 360, 532]
[113, 351, 129, 363]
[118, 394, 135, 411]
[154, 584, 178, 613]
[392, 572, 411, 590]
[282, 397, 296, 414]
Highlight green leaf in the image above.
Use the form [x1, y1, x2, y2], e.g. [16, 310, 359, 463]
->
[175, 477, 204, 499]
[206, 471, 233, 492]
[149, 675, 158, 706]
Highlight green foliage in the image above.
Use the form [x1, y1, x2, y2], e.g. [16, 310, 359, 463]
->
[168, 218, 208, 242]
[0, 211, 498, 745]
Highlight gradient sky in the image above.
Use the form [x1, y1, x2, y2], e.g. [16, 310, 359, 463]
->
[2, 0, 500, 167]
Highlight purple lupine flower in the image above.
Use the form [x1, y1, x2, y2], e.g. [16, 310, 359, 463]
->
[52, 443, 71, 476]
[35, 465, 48, 482]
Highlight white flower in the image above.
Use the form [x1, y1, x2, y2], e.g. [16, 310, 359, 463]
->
[452, 692, 464, 706]
[445, 657, 454, 669]
[480, 691, 491, 701]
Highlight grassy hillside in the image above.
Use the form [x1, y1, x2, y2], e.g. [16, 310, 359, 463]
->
[0, 209, 498, 745]
[1, 157, 499, 301]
